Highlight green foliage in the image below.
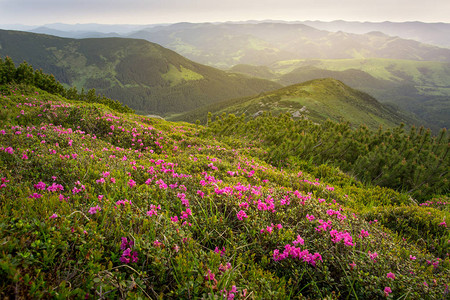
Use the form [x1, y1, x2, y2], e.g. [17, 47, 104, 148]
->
[0, 30, 281, 115]
[207, 113, 449, 200]
[171, 78, 419, 131]
[0, 57, 133, 113]
[232, 58, 450, 131]
[364, 206, 450, 257]
[0, 76, 449, 298]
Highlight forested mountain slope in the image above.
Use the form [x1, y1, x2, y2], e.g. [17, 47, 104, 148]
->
[0, 30, 281, 115]
[171, 78, 420, 130]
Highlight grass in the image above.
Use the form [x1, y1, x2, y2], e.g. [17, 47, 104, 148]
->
[271, 58, 450, 91]
[161, 64, 204, 86]
[0, 83, 449, 298]
[171, 78, 414, 130]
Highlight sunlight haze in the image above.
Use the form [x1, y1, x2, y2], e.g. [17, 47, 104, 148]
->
[0, 0, 449, 25]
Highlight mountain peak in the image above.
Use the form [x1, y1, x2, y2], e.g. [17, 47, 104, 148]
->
[171, 78, 414, 130]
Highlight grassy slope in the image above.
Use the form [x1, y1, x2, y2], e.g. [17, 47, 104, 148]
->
[170, 78, 417, 130]
[231, 58, 450, 130]
[272, 58, 450, 88]
[0, 84, 449, 298]
[0, 30, 281, 115]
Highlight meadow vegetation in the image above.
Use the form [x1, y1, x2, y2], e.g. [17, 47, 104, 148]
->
[0, 62, 449, 299]
[169, 78, 419, 131]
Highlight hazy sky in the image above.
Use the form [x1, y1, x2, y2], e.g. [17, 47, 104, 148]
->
[1, 0, 449, 25]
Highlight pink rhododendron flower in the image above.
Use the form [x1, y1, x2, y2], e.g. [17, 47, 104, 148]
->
[214, 246, 226, 257]
[128, 179, 136, 188]
[384, 287, 392, 297]
[359, 229, 370, 238]
[292, 235, 305, 245]
[236, 210, 248, 220]
[88, 205, 101, 214]
[368, 251, 378, 262]
[34, 181, 46, 190]
[146, 204, 161, 216]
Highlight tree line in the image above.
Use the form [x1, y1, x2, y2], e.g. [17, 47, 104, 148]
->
[208, 112, 449, 200]
[0, 57, 133, 113]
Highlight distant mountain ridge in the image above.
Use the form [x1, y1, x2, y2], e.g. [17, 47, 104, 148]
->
[171, 78, 419, 130]
[300, 20, 450, 49]
[127, 22, 450, 68]
[11, 21, 450, 61]
[230, 58, 450, 130]
[0, 29, 281, 115]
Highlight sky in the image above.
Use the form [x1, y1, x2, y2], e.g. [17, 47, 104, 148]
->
[0, 0, 449, 26]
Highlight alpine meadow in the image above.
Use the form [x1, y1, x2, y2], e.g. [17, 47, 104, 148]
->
[0, 1, 449, 299]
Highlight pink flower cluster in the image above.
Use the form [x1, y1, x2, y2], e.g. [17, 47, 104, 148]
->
[261, 223, 283, 234]
[326, 209, 347, 221]
[329, 230, 354, 246]
[34, 181, 46, 190]
[115, 199, 132, 208]
[214, 246, 226, 257]
[177, 192, 189, 207]
[368, 251, 378, 262]
[0, 177, 9, 189]
[359, 229, 370, 238]
[292, 235, 305, 245]
[384, 287, 392, 297]
[306, 214, 315, 221]
[236, 210, 248, 220]
[3, 146, 14, 154]
[47, 182, 64, 192]
[120, 237, 138, 263]
[72, 181, 86, 194]
[29, 193, 43, 199]
[315, 219, 333, 232]
[88, 205, 101, 214]
[221, 285, 239, 300]
[146, 204, 161, 216]
[273, 244, 322, 267]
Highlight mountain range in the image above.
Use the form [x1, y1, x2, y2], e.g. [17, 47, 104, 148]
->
[0, 22, 448, 130]
[0, 29, 280, 115]
[127, 22, 450, 69]
[231, 58, 450, 130]
[300, 20, 450, 49]
[170, 78, 418, 130]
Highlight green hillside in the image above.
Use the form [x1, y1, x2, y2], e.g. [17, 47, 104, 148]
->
[171, 78, 418, 130]
[272, 58, 450, 87]
[230, 58, 450, 130]
[0, 70, 449, 298]
[130, 22, 450, 69]
[0, 30, 281, 115]
[229, 64, 278, 80]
